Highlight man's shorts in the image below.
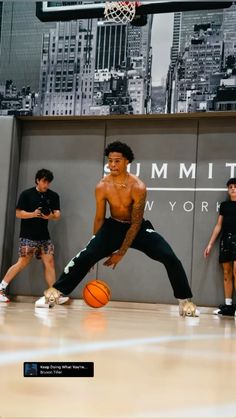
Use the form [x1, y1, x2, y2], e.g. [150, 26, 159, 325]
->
[219, 233, 236, 263]
[18, 238, 54, 259]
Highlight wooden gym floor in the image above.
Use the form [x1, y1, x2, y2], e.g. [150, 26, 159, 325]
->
[0, 298, 236, 419]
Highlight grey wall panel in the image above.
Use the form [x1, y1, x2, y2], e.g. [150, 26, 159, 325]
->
[0, 117, 21, 276]
[0, 117, 14, 270]
[9, 120, 105, 297]
[192, 118, 236, 306]
[97, 119, 198, 303]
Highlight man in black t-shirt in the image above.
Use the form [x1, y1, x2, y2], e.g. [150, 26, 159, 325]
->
[0, 169, 68, 307]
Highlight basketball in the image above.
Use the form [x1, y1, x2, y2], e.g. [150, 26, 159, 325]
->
[83, 279, 111, 308]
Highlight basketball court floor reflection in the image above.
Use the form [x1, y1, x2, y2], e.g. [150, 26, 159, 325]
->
[0, 300, 236, 418]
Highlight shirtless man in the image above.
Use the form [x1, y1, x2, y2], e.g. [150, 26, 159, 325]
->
[44, 141, 199, 316]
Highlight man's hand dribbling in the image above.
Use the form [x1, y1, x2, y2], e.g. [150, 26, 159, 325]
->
[103, 252, 124, 269]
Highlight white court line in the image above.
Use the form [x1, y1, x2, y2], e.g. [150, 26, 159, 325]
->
[135, 345, 236, 361]
[0, 333, 236, 366]
[147, 187, 227, 191]
[0, 335, 67, 345]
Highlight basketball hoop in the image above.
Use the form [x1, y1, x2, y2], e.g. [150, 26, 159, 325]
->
[104, 1, 140, 24]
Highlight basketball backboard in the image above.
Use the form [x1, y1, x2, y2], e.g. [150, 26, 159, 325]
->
[36, 1, 234, 22]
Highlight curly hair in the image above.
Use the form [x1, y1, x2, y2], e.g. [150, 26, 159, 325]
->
[104, 141, 134, 163]
[35, 168, 54, 184]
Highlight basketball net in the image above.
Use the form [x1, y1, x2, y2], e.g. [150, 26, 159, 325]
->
[104, 1, 140, 24]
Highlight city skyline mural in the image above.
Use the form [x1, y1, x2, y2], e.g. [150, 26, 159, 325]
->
[0, 1, 235, 116]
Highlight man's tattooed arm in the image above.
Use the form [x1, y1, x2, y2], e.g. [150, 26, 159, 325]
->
[118, 186, 147, 256]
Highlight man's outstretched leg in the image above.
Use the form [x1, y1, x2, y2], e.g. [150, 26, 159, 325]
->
[35, 244, 69, 307]
[43, 218, 129, 306]
[43, 234, 107, 306]
[132, 220, 199, 317]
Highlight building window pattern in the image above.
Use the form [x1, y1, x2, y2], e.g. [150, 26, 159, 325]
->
[166, 5, 236, 113]
[39, 19, 97, 116]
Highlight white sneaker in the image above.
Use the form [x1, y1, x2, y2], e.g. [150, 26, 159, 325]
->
[58, 296, 69, 305]
[0, 290, 10, 303]
[35, 293, 69, 308]
[35, 296, 50, 308]
[179, 300, 200, 317]
[213, 308, 221, 315]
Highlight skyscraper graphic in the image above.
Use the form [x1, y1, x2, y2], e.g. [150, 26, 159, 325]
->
[39, 14, 153, 116]
[178, 9, 223, 53]
[0, 2, 3, 45]
[170, 12, 181, 67]
[93, 17, 152, 115]
[95, 19, 152, 74]
[170, 9, 224, 69]
[176, 24, 223, 112]
[96, 23, 128, 69]
[167, 8, 225, 113]
[128, 18, 153, 74]
[0, 1, 55, 90]
[222, 3, 236, 66]
[39, 19, 97, 116]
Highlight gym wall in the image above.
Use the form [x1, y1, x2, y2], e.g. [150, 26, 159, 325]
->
[0, 114, 235, 306]
[0, 117, 21, 280]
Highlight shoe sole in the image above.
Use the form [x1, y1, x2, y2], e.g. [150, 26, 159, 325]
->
[58, 298, 69, 305]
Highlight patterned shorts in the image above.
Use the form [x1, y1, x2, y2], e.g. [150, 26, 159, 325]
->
[19, 238, 54, 259]
[219, 233, 236, 263]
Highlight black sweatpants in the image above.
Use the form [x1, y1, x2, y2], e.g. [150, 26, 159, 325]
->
[54, 218, 193, 299]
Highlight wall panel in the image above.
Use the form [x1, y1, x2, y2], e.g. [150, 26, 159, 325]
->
[0, 115, 235, 306]
[9, 120, 105, 297]
[192, 118, 236, 305]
